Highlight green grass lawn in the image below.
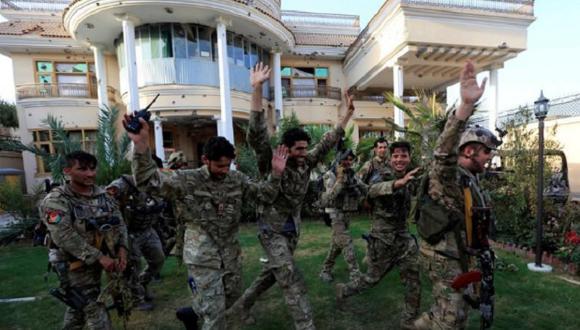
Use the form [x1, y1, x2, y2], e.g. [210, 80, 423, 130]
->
[1, 217, 579, 329]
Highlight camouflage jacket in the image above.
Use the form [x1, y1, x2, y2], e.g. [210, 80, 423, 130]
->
[39, 184, 128, 265]
[248, 111, 344, 235]
[107, 175, 165, 232]
[357, 156, 389, 185]
[321, 169, 367, 213]
[368, 168, 412, 234]
[132, 149, 282, 268]
[427, 113, 492, 252]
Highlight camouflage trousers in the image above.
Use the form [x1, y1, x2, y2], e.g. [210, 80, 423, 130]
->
[63, 264, 112, 330]
[339, 231, 421, 324]
[127, 227, 165, 302]
[186, 260, 242, 330]
[232, 231, 315, 330]
[320, 211, 359, 276]
[415, 236, 471, 330]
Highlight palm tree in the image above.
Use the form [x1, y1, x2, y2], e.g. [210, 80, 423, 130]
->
[0, 106, 131, 185]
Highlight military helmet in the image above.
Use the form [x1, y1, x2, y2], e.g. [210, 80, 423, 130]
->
[167, 151, 185, 166]
[459, 125, 502, 150]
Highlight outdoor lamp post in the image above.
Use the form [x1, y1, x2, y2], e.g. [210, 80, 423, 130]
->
[528, 91, 552, 272]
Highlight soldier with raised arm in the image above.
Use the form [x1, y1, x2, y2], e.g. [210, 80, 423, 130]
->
[336, 141, 421, 329]
[228, 63, 355, 330]
[124, 116, 288, 330]
[414, 61, 500, 329]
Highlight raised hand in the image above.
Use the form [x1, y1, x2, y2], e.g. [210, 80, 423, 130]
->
[123, 114, 150, 154]
[271, 144, 289, 176]
[457, 60, 487, 120]
[251, 62, 271, 89]
[394, 167, 421, 189]
[340, 92, 356, 129]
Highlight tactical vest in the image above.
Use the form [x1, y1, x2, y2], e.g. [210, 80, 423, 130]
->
[416, 167, 492, 247]
[48, 185, 123, 258]
[114, 175, 164, 232]
[322, 170, 362, 212]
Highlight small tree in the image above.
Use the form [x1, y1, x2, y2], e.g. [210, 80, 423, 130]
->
[0, 100, 18, 128]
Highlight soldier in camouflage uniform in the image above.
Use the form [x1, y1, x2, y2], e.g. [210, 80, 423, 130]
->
[40, 151, 128, 330]
[414, 61, 500, 330]
[319, 149, 366, 283]
[227, 62, 356, 330]
[336, 141, 421, 329]
[357, 137, 389, 184]
[107, 174, 166, 310]
[124, 116, 288, 330]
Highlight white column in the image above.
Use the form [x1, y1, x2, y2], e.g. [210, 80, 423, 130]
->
[122, 18, 140, 114]
[153, 115, 165, 161]
[91, 44, 109, 110]
[393, 64, 404, 138]
[216, 17, 234, 145]
[273, 51, 283, 124]
[488, 67, 499, 130]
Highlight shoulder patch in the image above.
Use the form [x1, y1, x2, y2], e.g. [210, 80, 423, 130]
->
[46, 209, 63, 225]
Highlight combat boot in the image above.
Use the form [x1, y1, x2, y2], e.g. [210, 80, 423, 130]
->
[319, 270, 334, 283]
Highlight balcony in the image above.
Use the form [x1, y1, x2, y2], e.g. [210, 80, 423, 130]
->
[0, 0, 69, 12]
[17, 83, 95, 99]
[16, 83, 117, 100]
[277, 86, 342, 100]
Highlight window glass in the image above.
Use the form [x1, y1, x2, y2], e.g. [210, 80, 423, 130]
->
[250, 44, 259, 68]
[136, 26, 149, 60]
[211, 31, 217, 61]
[151, 25, 160, 58]
[56, 63, 88, 73]
[281, 67, 292, 76]
[38, 75, 52, 84]
[68, 130, 82, 142]
[198, 26, 212, 58]
[57, 75, 87, 84]
[234, 36, 244, 66]
[227, 32, 235, 63]
[38, 131, 50, 142]
[163, 131, 174, 148]
[244, 41, 251, 69]
[263, 51, 270, 68]
[160, 24, 173, 58]
[315, 67, 329, 78]
[185, 24, 198, 58]
[173, 23, 187, 58]
[294, 67, 315, 78]
[37, 62, 53, 72]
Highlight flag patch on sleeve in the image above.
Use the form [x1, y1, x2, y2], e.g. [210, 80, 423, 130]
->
[46, 210, 63, 224]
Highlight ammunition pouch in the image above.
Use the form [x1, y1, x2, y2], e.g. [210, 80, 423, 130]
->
[86, 216, 121, 232]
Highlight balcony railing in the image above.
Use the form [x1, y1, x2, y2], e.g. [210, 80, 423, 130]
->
[401, 0, 534, 16]
[16, 83, 97, 100]
[275, 86, 342, 100]
[0, 0, 70, 12]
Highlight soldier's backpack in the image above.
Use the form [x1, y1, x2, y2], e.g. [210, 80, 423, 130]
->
[415, 174, 463, 245]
